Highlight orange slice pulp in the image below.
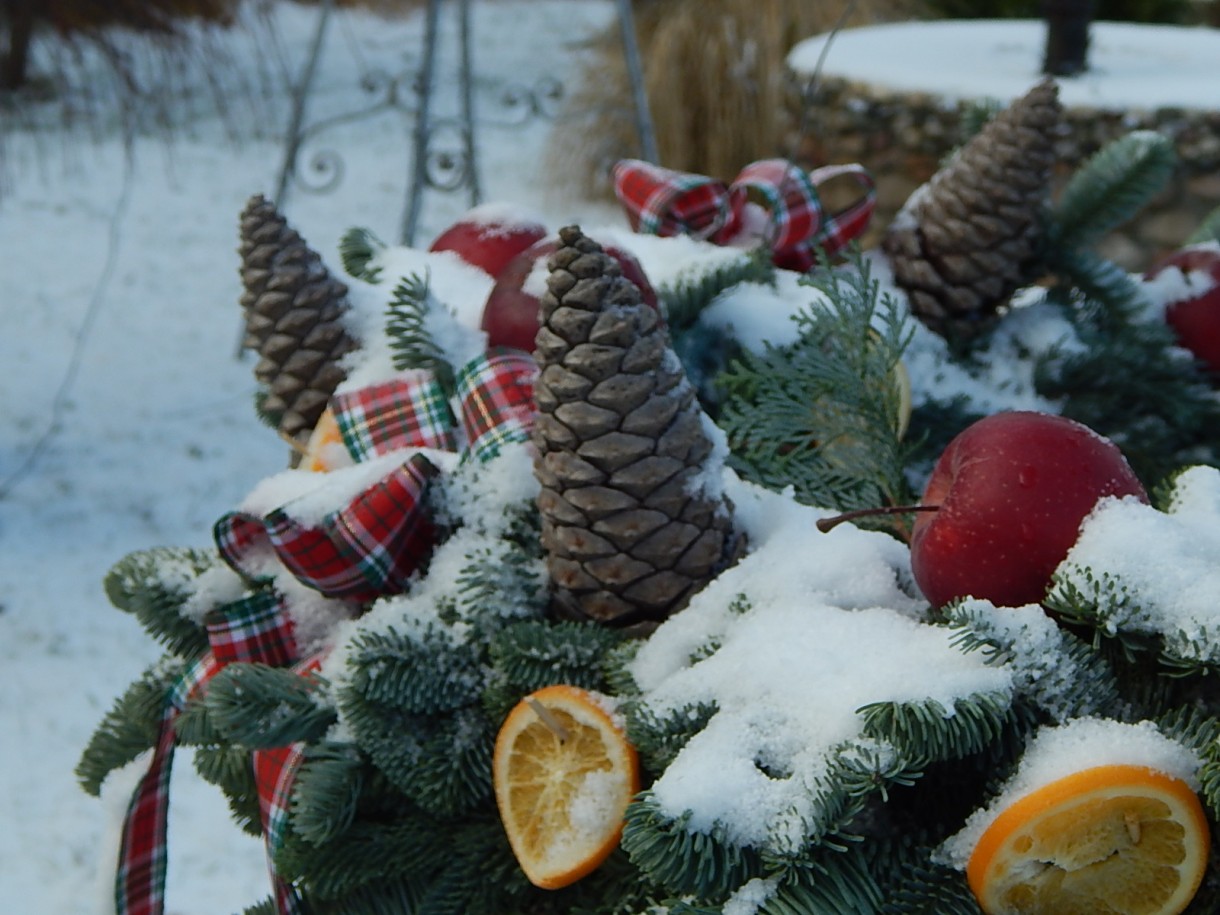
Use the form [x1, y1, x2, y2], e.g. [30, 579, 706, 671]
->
[493, 684, 640, 889]
[966, 764, 1210, 915]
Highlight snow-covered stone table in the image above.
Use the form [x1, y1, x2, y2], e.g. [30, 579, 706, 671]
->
[787, 20, 1220, 269]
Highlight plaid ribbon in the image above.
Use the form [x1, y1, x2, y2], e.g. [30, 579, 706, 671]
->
[214, 350, 536, 601]
[116, 591, 297, 915]
[612, 157, 876, 272]
[252, 653, 325, 915]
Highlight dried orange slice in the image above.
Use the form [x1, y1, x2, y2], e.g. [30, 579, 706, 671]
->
[493, 684, 640, 889]
[303, 407, 348, 472]
[967, 764, 1210, 915]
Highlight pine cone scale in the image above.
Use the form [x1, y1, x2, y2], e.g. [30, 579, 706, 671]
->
[532, 226, 740, 631]
[883, 80, 1062, 342]
[237, 194, 359, 446]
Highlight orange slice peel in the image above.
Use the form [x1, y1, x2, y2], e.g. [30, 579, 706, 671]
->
[492, 684, 640, 890]
[966, 763, 1210, 915]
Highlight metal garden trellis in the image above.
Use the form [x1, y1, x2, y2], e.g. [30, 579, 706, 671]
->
[271, 0, 658, 247]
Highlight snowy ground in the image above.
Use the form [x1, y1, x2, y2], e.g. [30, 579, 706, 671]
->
[0, 3, 622, 911]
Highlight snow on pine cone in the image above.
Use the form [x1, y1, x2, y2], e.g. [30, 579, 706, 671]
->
[238, 194, 360, 445]
[882, 79, 1062, 343]
[532, 226, 741, 632]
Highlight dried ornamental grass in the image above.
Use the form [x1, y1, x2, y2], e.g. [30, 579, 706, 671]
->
[547, 0, 920, 199]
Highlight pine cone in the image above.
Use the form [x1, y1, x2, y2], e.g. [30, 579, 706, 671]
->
[237, 194, 359, 444]
[532, 226, 740, 632]
[883, 79, 1062, 342]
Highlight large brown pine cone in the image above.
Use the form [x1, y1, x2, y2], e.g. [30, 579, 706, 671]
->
[532, 226, 740, 632]
[883, 79, 1063, 343]
[237, 194, 359, 444]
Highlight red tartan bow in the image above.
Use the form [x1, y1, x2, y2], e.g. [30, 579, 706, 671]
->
[214, 349, 536, 603]
[117, 350, 536, 915]
[612, 158, 876, 272]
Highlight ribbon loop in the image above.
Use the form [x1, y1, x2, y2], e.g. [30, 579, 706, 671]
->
[612, 157, 876, 270]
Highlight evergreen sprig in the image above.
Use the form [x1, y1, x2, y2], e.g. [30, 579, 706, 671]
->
[192, 743, 264, 835]
[338, 225, 386, 283]
[103, 547, 216, 658]
[385, 272, 456, 395]
[857, 691, 1014, 766]
[1185, 204, 1220, 246]
[717, 256, 915, 528]
[659, 249, 776, 332]
[289, 741, 365, 846]
[1034, 256, 1220, 485]
[621, 795, 764, 900]
[1048, 130, 1177, 253]
[345, 626, 485, 717]
[205, 662, 336, 748]
[76, 658, 184, 796]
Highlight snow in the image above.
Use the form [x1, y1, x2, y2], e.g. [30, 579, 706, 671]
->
[628, 479, 1010, 851]
[939, 716, 1203, 869]
[4, 2, 1219, 912]
[789, 20, 1220, 111]
[1054, 468, 1220, 664]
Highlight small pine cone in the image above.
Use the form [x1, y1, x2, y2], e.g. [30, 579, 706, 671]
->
[237, 194, 360, 443]
[532, 226, 740, 632]
[883, 79, 1062, 342]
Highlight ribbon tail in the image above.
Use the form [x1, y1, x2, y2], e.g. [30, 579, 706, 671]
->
[114, 717, 178, 915]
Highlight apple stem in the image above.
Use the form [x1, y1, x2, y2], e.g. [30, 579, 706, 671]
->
[815, 504, 939, 534]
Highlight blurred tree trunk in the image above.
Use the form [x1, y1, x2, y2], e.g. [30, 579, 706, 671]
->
[1, 0, 35, 90]
[1043, 0, 1094, 76]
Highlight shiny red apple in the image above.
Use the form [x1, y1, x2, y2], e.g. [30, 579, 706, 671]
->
[428, 204, 547, 278]
[909, 411, 1148, 610]
[480, 236, 660, 353]
[1145, 243, 1220, 378]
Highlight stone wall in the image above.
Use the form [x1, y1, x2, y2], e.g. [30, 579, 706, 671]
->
[791, 74, 1220, 271]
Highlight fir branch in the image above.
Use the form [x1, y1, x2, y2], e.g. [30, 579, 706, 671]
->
[192, 743, 263, 836]
[239, 899, 277, 915]
[1186, 204, 1220, 246]
[455, 542, 548, 636]
[717, 257, 915, 528]
[338, 688, 429, 801]
[205, 663, 336, 749]
[346, 627, 484, 717]
[277, 814, 450, 900]
[404, 706, 496, 817]
[1151, 705, 1220, 758]
[305, 879, 424, 915]
[172, 695, 220, 746]
[338, 226, 386, 284]
[290, 741, 365, 847]
[488, 619, 622, 696]
[413, 820, 533, 915]
[945, 600, 1122, 721]
[624, 700, 718, 774]
[955, 98, 1001, 147]
[658, 249, 776, 331]
[76, 658, 183, 796]
[1049, 130, 1176, 253]
[621, 794, 763, 900]
[757, 850, 883, 915]
[857, 691, 1014, 766]
[385, 272, 456, 396]
[831, 742, 923, 803]
[1201, 741, 1220, 820]
[103, 547, 215, 658]
[879, 852, 982, 915]
[1035, 256, 1220, 485]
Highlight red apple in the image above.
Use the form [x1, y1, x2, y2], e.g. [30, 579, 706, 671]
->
[480, 236, 660, 353]
[428, 204, 547, 278]
[909, 411, 1148, 610]
[1145, 243, 1220, 378]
